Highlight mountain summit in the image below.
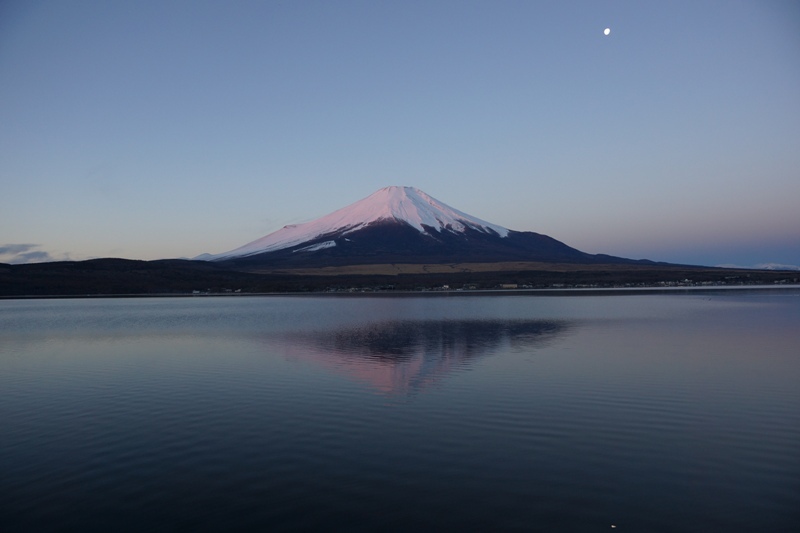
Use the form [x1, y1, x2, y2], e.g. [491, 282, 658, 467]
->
[204, 186, 508, 261]
[200, 186, 653, 268]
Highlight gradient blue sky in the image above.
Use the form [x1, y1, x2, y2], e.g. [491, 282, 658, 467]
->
[2, 0, 799, 267]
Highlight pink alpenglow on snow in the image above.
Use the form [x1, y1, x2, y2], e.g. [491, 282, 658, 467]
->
[202, 186, 509, 260]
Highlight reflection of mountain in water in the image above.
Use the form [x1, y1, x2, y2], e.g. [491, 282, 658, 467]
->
[278, 320, 570, 394]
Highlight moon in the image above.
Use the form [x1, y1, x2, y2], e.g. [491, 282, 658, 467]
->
[604, 28, 611, 36]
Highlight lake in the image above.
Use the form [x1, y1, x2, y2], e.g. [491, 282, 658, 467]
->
[1, 289, 798, 532]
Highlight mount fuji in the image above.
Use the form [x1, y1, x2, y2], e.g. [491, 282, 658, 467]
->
[199, 186, 654, 268]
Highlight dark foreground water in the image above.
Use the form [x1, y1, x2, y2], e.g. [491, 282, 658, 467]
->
[1, 289, 798, 532]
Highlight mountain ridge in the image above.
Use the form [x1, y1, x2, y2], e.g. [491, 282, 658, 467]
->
[3, 257, 795, 297]
[201, 186, 656, 268]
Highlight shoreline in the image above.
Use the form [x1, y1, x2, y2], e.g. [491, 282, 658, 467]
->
[3, 284, 799, 300]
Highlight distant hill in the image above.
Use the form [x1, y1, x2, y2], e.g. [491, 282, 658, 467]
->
[3, 258, 795, 297]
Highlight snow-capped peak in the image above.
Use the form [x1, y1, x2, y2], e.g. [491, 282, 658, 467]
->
[203, 186, 509, 260]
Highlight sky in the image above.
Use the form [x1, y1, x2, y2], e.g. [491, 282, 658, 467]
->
[2, 0, 799, 268]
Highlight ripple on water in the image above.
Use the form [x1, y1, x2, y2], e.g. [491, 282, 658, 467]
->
[1, 294, 798, 532]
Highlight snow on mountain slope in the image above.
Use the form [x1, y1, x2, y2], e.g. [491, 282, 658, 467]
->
[203, 186, 509, 260]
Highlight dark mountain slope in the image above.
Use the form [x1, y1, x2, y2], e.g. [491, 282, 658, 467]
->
[219, 220, 662, 270]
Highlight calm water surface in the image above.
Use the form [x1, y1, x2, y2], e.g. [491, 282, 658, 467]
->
[1, 290, 798, 532]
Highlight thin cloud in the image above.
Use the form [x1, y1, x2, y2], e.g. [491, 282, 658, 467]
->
[0, 243, 39, 255]
[755, 263, 800, 271]
[0, 244, 68, 264]
[716, 263, 800, 271]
